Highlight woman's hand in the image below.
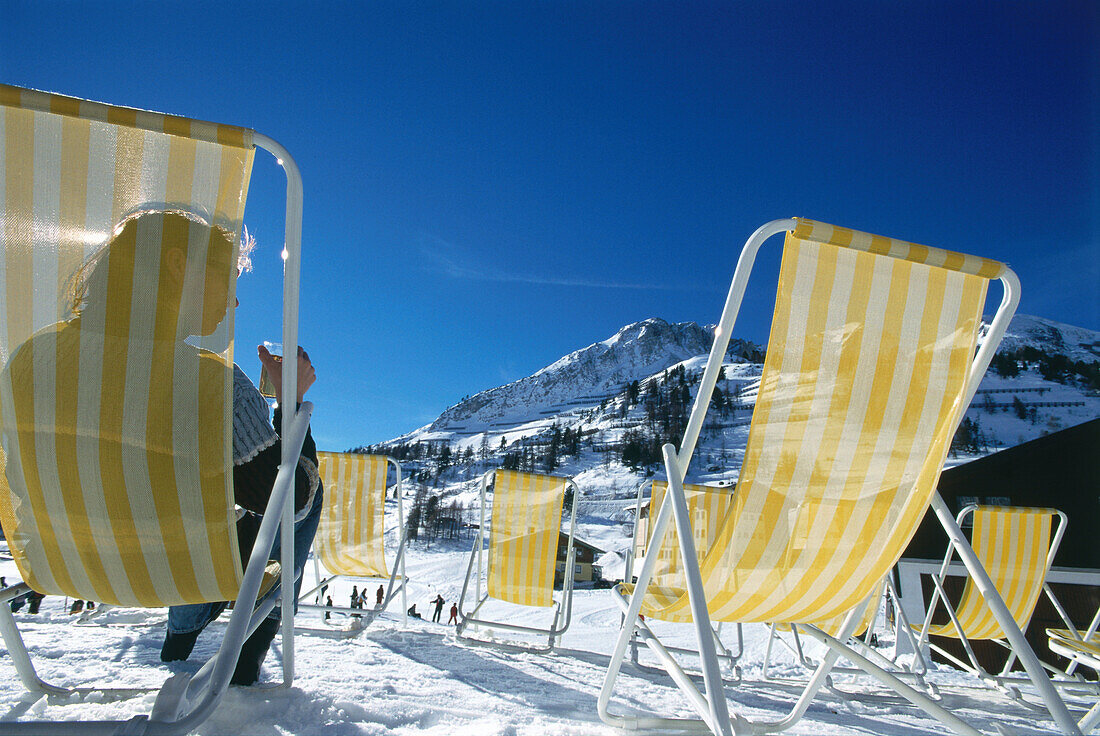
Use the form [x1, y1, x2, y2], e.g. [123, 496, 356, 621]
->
[258, 344, 316, 404]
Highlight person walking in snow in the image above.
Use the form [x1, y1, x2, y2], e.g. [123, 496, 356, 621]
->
[351, 586, 363, 618]
[324, 596, 333, 621]
[431, 594, 445, 623]
[448, 603, 459, 625]
[376, 584, 384, 607]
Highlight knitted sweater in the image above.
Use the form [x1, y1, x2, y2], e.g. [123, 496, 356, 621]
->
[231, 364, 319, 521]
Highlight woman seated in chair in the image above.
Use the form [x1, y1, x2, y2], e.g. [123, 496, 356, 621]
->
[3, 209, 323, 685]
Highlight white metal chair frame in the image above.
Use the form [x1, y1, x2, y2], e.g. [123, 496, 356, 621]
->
[762, 573, 934, 699]
[597, 218, 1082, 736]
[624, 480, 743, 676]
[296, 456, 409, 632]
[456, 469, 579, 653]
[0, 129, 308, 735]
[1047, 606, 1100, 732]
[916, 505, 1084, 697]
[1049, 605, 1100, 681]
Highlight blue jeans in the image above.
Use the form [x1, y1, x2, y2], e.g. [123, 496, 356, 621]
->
[167, 486, 323, 635]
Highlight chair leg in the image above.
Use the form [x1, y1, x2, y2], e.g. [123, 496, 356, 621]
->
[798, 624, 982, 736]
[662, 448, 733, 735]
[1079, 698, 1100, 733]
[0, 595, 69, 696]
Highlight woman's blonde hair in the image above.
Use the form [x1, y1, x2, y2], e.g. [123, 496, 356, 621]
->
[67, 209, 253, 315]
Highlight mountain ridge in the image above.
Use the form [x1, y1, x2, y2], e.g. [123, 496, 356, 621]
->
[371, 313, 1099, 493]
[398, 317, 762, 440]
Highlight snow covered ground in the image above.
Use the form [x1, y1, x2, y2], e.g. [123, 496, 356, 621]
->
[1, 538, 1095, 735]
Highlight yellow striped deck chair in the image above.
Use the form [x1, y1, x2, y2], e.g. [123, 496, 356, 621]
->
[626, 480, 742, 670]
[915, 505, 1069, 686]
[298, 452, 407, 630]
[0, 84, 310, 734]
[1048, 636, 1100, 673]
[599, 218, 1080, 735]
[456, 469, 579, 652]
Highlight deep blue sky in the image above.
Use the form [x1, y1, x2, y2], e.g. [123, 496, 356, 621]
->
[4, 1, 1097, 450]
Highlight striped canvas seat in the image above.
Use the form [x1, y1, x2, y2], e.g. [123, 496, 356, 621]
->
[1048, 633, 1100, 664]
[920, 506, 1058, 641]
[300, 452, 408, 629]
[487, 470, 568, 607]
[600, 219, 1078, 735]
[1048, 621, 1100, 733]
[457, 469, 579, 651]
[774, 578, 885, 639]
[768, 495, 891, 650]
[0, 84, 253, 608]
[639, 220, 991, 628]
[0, 84, 310, 733]
[315, 452, 393, 579]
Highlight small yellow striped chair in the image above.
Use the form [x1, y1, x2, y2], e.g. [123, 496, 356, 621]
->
[298, 452, 408, 629]
[626, 480, 741, 670]
[0, 84, 310, 734]
[599, 219, 1080, 735]
[456, 469, 578, 652]
[915, 505, 1069, 687]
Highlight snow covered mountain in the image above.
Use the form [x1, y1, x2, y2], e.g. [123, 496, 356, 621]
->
[369, 314, 1099, 507]
[993, 313, 1100, 364]
[394, 318, 761, 440]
